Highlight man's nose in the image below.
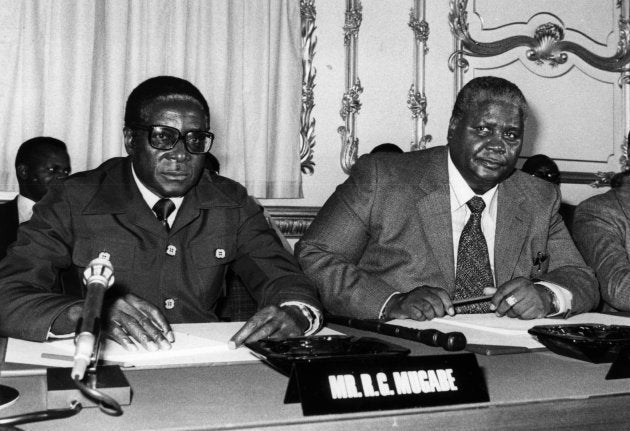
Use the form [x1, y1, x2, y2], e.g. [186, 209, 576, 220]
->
[166, 139, 190, 161]
[486, 134, 506, 153]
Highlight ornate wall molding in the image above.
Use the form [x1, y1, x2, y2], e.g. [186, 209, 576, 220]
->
[338, 0, 363, 174]
[300, 0, 317, 175]
[448, 0, 630, 186]
[266, 206, 319, 238]
[408, 0, 432, 151]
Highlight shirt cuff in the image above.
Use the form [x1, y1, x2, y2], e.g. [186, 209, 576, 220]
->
[378, 292, 402, 320]
[535, 281, 573, 317]
[280, 301, 322, 335]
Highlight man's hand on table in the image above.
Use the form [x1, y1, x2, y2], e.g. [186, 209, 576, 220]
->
[103, 293, 174, 351]
[489, 277, 553, 319]
[228, 304, 308, 349]
[383, 285, 455, 321]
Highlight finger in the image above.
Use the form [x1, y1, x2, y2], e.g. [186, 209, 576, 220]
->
[407, 303, 427, 321]
[266, 317, 303, 340]
[129, 296, 174, 342]
[419, 294, 446, 319]
[229, 307, 276, 348]
[518, 302, 545, 320]
[139, 317, 172, 350]
[495, 291, 523, 316]
[239, 317, 284, 345]
[105, 324, 138, 352]
[492, 279, 527, 313]
[483, 287, 497, 296]
[428, 288, 453, 316]
[121, 317, 160, 351]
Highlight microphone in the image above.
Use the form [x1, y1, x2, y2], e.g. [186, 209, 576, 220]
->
[71, 252, 115, 380]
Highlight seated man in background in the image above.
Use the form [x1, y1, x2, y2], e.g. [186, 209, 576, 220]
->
[521, 153, 575, 232]
[573, 170, 630, 311]
[0, 76, 322, 350]
[296, 76, 598, 322]
[0, 137, 71, 260]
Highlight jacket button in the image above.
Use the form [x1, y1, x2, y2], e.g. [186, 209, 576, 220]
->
[164, 298, 176, 309]
[215, 248, 226, 258]
[166, 245, 177, 256]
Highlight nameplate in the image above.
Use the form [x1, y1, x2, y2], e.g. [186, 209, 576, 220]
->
[284, 353, 488, 416]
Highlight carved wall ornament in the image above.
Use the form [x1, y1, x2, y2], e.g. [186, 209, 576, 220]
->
[449, 0, 630, 72]
[449, 0, 630, 186]
[300, 0, 317, 175]
[339, 0, 363, 174]
[409, 0, 432, 151]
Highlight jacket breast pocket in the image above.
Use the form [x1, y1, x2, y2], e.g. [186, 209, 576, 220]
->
[190, 236, 236, 268]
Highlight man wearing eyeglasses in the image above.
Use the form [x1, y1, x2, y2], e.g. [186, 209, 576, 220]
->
[0, 76, 322, 350]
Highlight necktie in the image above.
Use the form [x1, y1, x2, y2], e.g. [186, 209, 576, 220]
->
[453, 196, 494, 313]
[152, 198, 175, 231]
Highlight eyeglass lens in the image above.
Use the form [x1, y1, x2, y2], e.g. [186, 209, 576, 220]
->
[150, 125, 213, 153]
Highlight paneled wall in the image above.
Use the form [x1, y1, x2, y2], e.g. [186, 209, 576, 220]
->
[262, 0, 622, 209]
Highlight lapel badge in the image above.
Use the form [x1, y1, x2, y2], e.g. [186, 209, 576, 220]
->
[215, 248, 226, 259]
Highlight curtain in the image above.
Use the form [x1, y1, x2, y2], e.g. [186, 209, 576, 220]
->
[0, 0, 302, 198]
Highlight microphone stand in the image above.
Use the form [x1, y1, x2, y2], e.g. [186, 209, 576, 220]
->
[46, 252, 131, 414]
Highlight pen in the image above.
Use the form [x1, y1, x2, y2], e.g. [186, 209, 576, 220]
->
[452, 294, 493, 306]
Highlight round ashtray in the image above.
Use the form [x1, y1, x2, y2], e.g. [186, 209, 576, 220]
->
[528, 324, 630, 363]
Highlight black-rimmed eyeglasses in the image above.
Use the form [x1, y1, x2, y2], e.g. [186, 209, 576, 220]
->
[128, 124, 214, 154]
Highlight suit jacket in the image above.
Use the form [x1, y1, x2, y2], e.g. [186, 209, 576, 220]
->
[573, 184, 630, 311]
[0, 157, 321, 341]
[296, 146, 598, 319]
[0, 197, 18, 261]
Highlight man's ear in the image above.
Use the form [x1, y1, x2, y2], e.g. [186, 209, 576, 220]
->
[447, 117, 458, 143]
[16, 163, 29, 181]
[123, 127, 134, 155]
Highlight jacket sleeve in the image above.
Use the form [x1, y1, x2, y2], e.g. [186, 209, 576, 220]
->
[229, 194, 322, 314]
[0, 184, 84, 341]
[536, 187, 599, 314]
[295, 155, 399, 319]
[573, 195, 628, 311]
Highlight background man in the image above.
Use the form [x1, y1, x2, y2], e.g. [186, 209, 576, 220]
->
[521, 153, 576, 232]
[573, 169, 630, 312]
[0, 136, 71, 260]
[297, 76, 598, 321]
[0, 76, 321, 350]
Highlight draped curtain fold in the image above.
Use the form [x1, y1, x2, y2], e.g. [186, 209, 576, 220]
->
[0, 0, 302, 198]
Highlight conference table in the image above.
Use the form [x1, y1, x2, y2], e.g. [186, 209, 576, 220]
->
[1, 322, 630, 430]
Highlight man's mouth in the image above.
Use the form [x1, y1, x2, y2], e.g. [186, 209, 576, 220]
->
[476, 158, 505, 170]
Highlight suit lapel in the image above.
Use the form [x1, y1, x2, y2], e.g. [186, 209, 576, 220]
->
[415, 147, 455, 287]
[494, 178, 531, 284]
[82, 158, 161, 234]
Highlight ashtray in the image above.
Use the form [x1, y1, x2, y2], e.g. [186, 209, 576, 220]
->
[246, 335, 410, 375]
[528, 324, 630, 363]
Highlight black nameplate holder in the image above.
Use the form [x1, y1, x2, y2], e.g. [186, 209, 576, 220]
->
[284, 353, 488, 416]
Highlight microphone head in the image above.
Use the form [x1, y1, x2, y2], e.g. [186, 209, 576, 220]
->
[82, 252, 115, 289]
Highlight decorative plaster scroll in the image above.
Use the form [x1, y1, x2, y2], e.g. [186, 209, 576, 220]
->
[449, 0, 630, 72]
[300, 0, 317, 175]
[338, 0, 363, 174]
[266, 206, 319, 238]
[448, 0, 630, 185]
[408, 0, 432, 151]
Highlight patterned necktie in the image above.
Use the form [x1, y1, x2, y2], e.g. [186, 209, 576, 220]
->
[152, 198, 175, 231]
[453, 196, 494, 313]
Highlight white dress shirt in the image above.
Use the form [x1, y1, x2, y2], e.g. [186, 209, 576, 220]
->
[17, 195, 36, 224]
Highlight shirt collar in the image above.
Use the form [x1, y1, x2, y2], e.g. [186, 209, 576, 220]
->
[131, 165, 184, 211]
[447, 151, 498, 214]
[17, 194, 36, 224]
